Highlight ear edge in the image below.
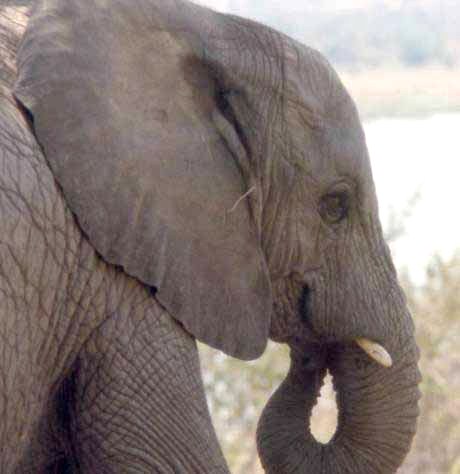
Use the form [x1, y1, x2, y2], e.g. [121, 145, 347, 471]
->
[14, 0, 273, 360]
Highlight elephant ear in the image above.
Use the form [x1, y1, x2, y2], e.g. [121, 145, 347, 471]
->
[14, 0, 272, 360]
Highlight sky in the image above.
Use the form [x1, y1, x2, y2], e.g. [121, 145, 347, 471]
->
[198, 0, 460, 281]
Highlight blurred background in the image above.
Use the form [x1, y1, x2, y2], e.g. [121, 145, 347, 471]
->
[196, 1, 460, 472]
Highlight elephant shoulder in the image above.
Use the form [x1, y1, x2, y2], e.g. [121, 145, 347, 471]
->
[0, 3, 30, 89]
[0, 90, 68, 232]
[0, 91, 89, 309]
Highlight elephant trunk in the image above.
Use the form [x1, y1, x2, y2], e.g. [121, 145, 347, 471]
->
[257, 331, 420, 473]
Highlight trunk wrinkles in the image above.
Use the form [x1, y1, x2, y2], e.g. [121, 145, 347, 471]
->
[257, 338, 421, 474]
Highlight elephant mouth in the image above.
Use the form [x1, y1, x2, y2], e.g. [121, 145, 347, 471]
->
[295, 278, 395, 369]
[271, 280, 394, 369]
[290, 337, 392, 372]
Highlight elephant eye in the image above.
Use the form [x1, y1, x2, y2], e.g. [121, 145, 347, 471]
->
[320, 191, 350, 224]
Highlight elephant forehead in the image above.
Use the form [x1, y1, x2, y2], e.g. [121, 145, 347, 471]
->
[280, 41, 370, 179]
[282, 41, 351, 118]
[282, 99, 369, 183]
[316, 122, 369, 174]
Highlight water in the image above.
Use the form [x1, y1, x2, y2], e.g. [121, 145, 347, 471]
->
[364, 113, 460, 282]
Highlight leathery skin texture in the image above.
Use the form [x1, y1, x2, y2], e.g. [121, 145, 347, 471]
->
[0, 87, 228, 474]
[1, 1, 420, 472]
[0, 5, 227, 472]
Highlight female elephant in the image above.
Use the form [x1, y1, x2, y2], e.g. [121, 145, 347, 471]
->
[0, 0, 420, 472]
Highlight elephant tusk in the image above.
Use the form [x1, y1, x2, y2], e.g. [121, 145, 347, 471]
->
[355, 338, 393, 368]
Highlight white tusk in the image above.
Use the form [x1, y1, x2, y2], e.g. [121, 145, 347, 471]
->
[355, 338, 393, 368]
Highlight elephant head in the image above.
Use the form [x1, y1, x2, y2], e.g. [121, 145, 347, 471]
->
[14, 0, 420, 472]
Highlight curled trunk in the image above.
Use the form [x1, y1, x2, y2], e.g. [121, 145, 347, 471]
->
[257, 338, 420, 473]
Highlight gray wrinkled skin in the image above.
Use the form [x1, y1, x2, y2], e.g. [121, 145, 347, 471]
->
[1, 91, 229, 473]
[1, 1, 420, 473]
[1, 4, 228, 473]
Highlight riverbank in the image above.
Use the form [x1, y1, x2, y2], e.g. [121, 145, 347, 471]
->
[339, 66, 460, 121]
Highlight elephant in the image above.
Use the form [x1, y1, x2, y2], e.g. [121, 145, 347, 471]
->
[0, 0, 420, 472]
